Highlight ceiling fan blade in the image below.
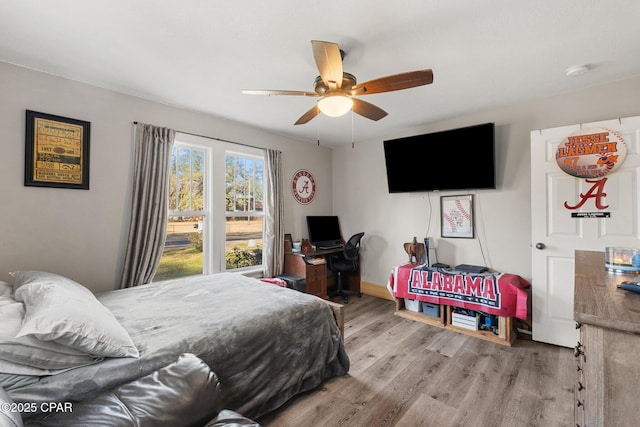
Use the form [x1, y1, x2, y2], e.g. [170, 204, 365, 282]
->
[351, 69, 433, 95]
[242, 90, 318, 97]
[351, 98, 388, 121]
[311, 40, 343, 89]
[294, 105, 320, 125]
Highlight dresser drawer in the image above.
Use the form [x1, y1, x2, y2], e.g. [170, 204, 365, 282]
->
[305, 264, 326, 297]
[306, 264, 325, 279]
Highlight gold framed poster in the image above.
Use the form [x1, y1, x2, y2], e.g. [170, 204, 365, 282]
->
[25, 110, 90, 189]
[441, 194, 474, 238]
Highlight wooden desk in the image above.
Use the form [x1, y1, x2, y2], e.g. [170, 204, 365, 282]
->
[283, 247, 361, 300]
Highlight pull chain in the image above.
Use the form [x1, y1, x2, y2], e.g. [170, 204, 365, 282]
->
[351, 109, 355, 149]
[316, 105, 320, 146]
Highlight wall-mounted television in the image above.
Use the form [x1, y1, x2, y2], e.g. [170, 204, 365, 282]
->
[383, 122, 496, 193]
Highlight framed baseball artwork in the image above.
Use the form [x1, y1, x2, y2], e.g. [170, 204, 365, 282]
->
[441, 195, 474, 238]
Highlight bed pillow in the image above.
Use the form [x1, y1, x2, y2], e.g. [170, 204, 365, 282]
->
[0, 296, 102, 371]
[0, 281, 13, 298]
[10, 271, 139, 358]
[11, 271, 94, 301]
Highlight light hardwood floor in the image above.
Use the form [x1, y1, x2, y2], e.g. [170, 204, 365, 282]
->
[258, 295, 576, 427]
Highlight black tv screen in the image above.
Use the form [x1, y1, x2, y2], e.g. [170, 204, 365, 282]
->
[306, 216, 343, 249]
[383, 122, 496, 192]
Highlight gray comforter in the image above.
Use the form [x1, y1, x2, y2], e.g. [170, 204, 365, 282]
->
[8, 273, 349, 420]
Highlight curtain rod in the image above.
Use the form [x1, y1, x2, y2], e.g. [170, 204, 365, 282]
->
[132, 121, 281, 153]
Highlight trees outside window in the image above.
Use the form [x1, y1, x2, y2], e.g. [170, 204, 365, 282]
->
[225, 152, 264, 270]
[155, 135, 264, 281]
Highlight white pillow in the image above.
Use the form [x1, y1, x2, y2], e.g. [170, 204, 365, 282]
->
[0, 296, 102, 371]
[12, 271, 94, 301]
[10, 271, 139, 358]
[0, 282, 12, 298]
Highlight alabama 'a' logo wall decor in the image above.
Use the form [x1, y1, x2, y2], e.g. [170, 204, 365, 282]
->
[292, 169, 316, 204]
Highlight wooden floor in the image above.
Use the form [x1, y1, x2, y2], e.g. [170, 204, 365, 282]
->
[258, 295, 576, 427]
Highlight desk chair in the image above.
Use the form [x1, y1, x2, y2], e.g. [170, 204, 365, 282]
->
[327, 232, 364, 304]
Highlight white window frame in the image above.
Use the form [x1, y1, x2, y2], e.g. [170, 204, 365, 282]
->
[171, 132, 265, 275]
[224, 148, 265, 273]
[169, 135, 213, 275]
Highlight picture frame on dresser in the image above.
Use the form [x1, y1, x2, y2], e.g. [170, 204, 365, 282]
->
[440, 194, 474, 238]
[24, 110, 91, 190]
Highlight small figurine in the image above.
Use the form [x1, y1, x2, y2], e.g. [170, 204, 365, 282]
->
[403, 236, 426, 264]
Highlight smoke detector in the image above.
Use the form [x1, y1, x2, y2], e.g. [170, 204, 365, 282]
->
[565, 64, 590, 77]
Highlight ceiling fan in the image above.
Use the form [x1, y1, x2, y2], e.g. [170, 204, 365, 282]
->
[242, 40, 434, 125]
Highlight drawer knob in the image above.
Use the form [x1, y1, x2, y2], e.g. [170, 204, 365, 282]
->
[576, 399, 584, 408]
[578, 381, 584, 391]
[575, 322, 581, 329]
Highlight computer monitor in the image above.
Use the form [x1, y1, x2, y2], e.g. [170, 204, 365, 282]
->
[306, 216, 343, 249]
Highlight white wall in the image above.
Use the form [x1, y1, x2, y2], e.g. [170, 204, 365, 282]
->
[334, 75, 640, 287]
[0, 62, 332, 293]
[4, 60, 640, 294]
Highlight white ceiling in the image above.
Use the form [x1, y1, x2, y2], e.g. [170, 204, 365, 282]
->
[2, 0, 640, 147]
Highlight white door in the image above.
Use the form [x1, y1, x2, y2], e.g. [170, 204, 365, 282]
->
[531, 116, 640, 347]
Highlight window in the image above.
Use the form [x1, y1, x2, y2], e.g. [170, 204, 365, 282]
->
[155, 133, 264, 281]
[155, 144, 207, 281]
[225, 152, 264, 270]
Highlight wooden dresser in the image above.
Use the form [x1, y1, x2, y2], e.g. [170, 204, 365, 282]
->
[573, 250, 640, 426]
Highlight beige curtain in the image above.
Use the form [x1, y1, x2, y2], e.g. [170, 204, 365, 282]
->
[263, 148, 284, 278]
[120, 123, 175, 288]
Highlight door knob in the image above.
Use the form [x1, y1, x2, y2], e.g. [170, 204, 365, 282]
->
[535, 242, 546, 250]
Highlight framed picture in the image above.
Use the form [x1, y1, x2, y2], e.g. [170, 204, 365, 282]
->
[25, 110, 90, 190]
[441, 195, 474, 238]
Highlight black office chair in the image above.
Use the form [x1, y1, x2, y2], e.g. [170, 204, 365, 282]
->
[327, 232, 364, 304]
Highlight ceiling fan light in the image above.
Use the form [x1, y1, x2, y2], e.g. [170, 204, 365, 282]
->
[318, 95, 353, 117]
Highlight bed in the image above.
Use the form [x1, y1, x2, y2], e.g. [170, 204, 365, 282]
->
[0, 271, 349, 422]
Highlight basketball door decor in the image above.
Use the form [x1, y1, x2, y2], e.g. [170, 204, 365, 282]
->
[292, 169, 316, 204]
